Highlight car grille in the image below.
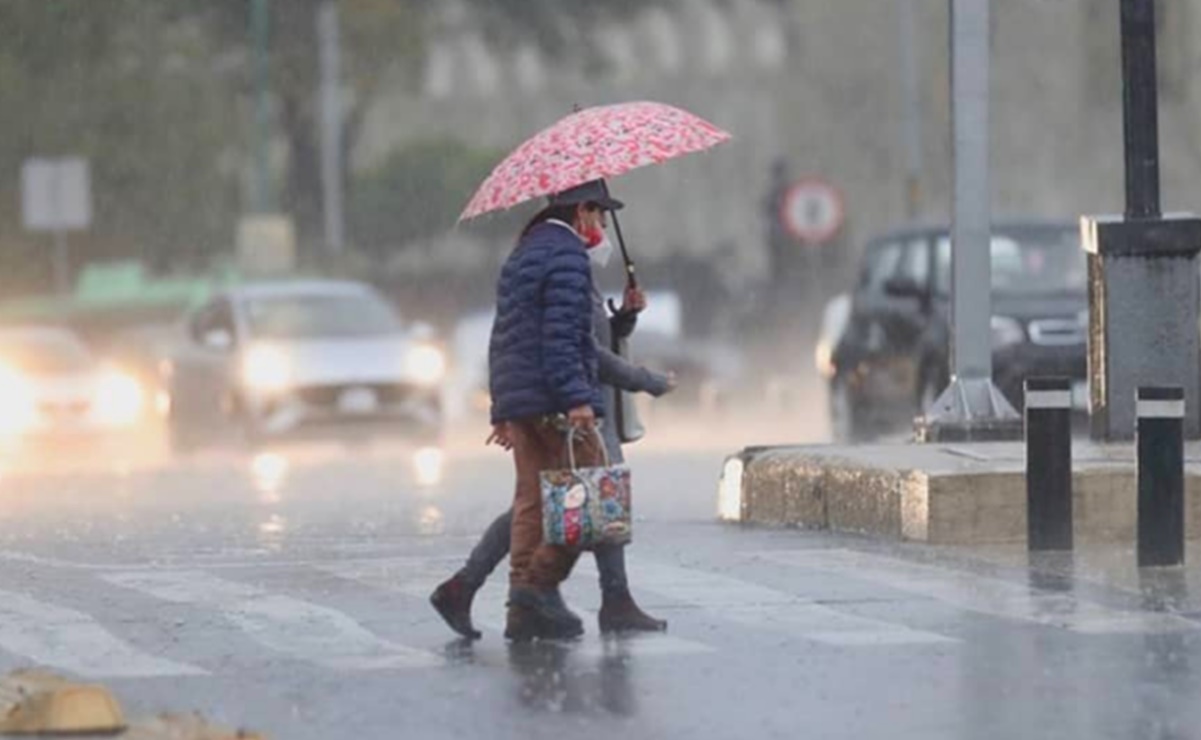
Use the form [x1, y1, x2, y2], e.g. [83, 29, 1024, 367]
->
[1027, 319, 1085, 347]
[294, 383, 418, 408]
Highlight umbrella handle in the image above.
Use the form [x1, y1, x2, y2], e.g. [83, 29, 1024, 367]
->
[601, 181, 638, 290]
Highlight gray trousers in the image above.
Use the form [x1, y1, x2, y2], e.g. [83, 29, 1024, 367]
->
[459, 509, 629, 595]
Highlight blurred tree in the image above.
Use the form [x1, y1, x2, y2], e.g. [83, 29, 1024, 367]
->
[0, 0, 671, 298]
[192, 0, 423, 253]
[190, 0, 668, 254]
[348, 137, 525, 255]
[0, 1, 239, 296]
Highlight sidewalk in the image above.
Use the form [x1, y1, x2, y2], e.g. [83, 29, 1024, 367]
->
[723, 439, 1201, 545]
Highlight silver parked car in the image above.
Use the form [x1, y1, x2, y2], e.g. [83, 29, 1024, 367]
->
[164, 280, 446, 452]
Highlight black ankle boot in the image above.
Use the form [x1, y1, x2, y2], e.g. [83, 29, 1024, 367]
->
[599, 588, 667, 634]
[430, 574, 482, 640]
[505, 587, 584, 641]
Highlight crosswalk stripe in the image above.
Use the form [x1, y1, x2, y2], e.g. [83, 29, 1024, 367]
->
[0, 589, 205, 678]
[103, 571, 439, 670]
[615, 559, 957, 647]
[321, 557, 715, 657]
[762, 549, 1199, 635]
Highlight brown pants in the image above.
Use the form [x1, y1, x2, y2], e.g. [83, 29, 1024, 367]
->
[508, 416, 602, 590]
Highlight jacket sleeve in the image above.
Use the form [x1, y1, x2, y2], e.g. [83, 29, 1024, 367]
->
[540, 244, 596, 410]
[595, 338, 671, 396]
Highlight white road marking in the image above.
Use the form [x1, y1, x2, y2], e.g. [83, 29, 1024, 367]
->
[321, 557, 715, 657]
[103, 570, 439, 670]
[0, 589, 204, 678]
[620, 560, 957, 647]
[763, 549, 1199, 635]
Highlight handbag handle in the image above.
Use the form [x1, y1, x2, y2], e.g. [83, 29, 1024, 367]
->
[564, 424, 611, 471]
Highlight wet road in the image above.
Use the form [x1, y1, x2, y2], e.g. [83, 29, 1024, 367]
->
[1, 426, 1200, 739]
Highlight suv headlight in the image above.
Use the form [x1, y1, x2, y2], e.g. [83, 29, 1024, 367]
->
[243, 345, 292, 392]
[404, 345, 447, 385]
[990, 316, 1025, 350]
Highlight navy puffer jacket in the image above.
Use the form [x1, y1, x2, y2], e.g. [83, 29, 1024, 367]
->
[489, 221, 602, 423]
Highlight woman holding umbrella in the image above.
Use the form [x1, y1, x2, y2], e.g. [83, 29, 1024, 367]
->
[432, 182, 676, 642]
[482, 180, 623, 641]
[449, 102, 730, 642]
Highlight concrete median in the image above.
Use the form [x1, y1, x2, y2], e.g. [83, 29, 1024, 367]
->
[722, 441, 1201, 545]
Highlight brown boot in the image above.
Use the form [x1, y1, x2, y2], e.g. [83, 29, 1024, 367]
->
[599, 588, 667, 634]
[430, 574, 482, 640]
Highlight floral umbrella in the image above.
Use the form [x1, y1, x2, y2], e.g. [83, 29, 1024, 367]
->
[458, 101, 731, 222]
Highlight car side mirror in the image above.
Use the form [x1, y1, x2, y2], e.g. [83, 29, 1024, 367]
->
[884, 276, 925, 300]
[201, 328, 233, 351]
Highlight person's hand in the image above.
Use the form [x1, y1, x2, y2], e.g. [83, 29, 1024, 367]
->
[486, 422, 514, 450]
[567, 405, 596, 429]
[665, 371, 679, 392]
[621, 286, 647, 314]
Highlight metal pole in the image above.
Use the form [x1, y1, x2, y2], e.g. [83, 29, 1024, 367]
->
[251, 0, 272, 214]
[53, 228, 69, 295]
[949, 0, 991, 383]
[1025, 377, 1073, 552]
[1120, 0, 1160, 220]
[318, 1, 345, 256]
[1137, 386, 1185, 567]
[50, 164, 69, 294]
[913, 0, 1018, 442]
[898, 0, 923, 220]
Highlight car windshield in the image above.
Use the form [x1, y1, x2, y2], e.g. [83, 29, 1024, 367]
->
[243, 293, 402, 339]
[936, 228, 1086, 295]
[0, 333, 94, 374]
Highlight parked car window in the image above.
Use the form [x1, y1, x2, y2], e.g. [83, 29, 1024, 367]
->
[898, 238, 931, 288]
[860, 241, 904, 293]
[242, 293, 401, 340]
[189, 299, 235, 345]
[934, 228, 1085, 295]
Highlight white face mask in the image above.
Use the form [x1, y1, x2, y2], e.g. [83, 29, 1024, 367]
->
[588, 236, 615, 269]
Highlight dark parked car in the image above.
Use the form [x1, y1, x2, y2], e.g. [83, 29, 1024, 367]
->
[827, 222, 1088, 440]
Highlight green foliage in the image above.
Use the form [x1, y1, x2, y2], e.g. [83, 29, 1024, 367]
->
[189, 0, 669, 250]
[0, 1, 239, 295]
[0, 0, 671, 297]
[349, 138, 518, 253]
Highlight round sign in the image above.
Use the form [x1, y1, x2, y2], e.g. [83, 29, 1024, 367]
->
[780, 178, 845, 245]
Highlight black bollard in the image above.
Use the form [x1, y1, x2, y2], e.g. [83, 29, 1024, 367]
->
[1025, 377, 1073, 551]
[1137, 386, 1185, 567]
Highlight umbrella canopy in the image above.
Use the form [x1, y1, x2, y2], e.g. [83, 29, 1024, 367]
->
[458, 101, 730, 222]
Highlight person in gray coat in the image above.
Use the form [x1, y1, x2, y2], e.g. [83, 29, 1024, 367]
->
[431, 233, 674, 640]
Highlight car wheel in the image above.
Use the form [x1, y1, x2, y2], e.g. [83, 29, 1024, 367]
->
[828, 379, 861, 442]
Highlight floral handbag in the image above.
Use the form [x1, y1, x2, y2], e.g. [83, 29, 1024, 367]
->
[540, 427, 632, 549]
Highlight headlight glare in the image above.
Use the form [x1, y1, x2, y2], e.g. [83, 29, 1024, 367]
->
[243, 346, 293, 392]
[0, 364, 34, 434]
[404, 345, 446, 385]
[94, 372, 144, 426]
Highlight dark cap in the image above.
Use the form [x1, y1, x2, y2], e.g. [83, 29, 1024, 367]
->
[547, 179, 624, 211]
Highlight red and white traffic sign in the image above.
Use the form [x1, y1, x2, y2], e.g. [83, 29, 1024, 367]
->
[780, 178, 845, 245]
